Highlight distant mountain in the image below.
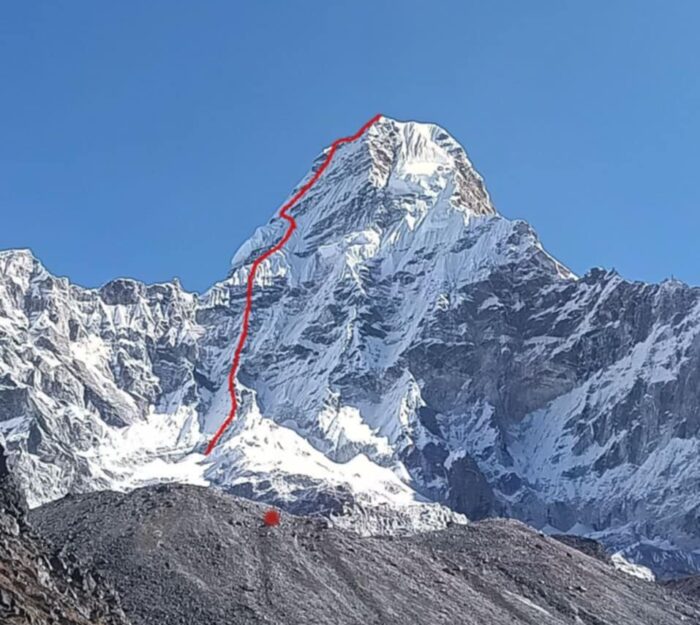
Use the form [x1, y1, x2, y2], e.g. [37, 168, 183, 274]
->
[2, 116, 700, 576]
[30, 483, 700, 625]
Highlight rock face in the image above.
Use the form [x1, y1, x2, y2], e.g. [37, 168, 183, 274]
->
[0, 444, 130, 624]
[1, 116, 700, 576]
[29, 483, 700, 625]
[552, 535, 612, 564]
[665, 575, 700, 601]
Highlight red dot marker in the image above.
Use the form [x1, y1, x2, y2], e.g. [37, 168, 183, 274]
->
[263, 508, 281, 527]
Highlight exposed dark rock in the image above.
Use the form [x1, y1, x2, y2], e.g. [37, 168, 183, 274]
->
[664, 575, 700, 602]
[552, 534, 611, 564]
[0, 444, 131, 625]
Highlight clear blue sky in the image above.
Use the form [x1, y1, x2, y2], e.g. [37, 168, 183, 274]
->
[2, 1, 699, 291]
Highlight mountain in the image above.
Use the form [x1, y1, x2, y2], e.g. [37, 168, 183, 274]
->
[0, 444, 130, 624]
[29, 482, 700, 625]
[1, 116, 699, 576]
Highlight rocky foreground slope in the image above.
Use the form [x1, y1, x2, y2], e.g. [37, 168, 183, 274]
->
[665, 575, 700, 602]
[30, 483, 700, 625]
[2, 116, 700, 576]
[0, 444, 130, 624]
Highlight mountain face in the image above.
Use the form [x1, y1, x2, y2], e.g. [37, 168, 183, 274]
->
[29, 483, 700, 625]
[1, 116, 699, 576]
[0, 444, 130, 624]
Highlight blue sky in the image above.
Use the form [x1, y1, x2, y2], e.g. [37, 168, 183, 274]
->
[2, 1, 699, 291]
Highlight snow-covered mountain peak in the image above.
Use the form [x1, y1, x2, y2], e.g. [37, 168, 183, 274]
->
[0, 249, 53, 317]
[365, 116, 496, 217]
[226, 116, 500, 286]
[0, 248, 44, 281]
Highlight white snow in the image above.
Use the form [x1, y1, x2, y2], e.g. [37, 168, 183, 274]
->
[611, 553, 656, 582]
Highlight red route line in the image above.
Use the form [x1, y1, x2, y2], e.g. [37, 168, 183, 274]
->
[205, 114, 382, 455]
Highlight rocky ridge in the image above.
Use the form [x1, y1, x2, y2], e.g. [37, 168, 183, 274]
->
[30, 483, 700, 625]
[0, 443, 130, 624]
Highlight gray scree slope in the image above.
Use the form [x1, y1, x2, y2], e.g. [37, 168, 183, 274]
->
[31, 484, 700, 625]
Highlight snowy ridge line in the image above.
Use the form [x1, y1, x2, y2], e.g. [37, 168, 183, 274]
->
[204, 114, 382, 455]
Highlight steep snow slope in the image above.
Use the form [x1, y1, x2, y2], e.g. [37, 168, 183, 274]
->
[1, 116, 700, 575]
